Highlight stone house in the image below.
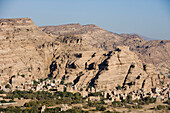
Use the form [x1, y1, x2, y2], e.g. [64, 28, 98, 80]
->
[88, 96, 100, 101]
[57, 85, 65, 92]
[11, 76, 25, 88]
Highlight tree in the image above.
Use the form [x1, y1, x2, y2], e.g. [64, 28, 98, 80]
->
[157, 105, 165, 110]
[116, 85, 122, 90]
[5, 84, 11, 89]
[127, 94, 132, 103]
[21, 74, 25, 78]
[0, 90, 5, 94]
[96, 105, 106, 111]
[166, 99, 170, 105]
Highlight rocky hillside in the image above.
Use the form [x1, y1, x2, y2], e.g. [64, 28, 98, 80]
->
[40, 34, 159, 93]
[40, 24, 125, 50]
[0, 18, 162, 93]
[120, 34, 170, 76]
[41, 24, 170, 75]
[0, 18, 55, 85]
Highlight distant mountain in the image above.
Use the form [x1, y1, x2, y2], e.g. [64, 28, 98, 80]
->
[138, 34, 155, 41]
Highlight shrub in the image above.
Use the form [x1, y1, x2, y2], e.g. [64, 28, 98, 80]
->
[44, 107, 61, 113]
[132, 105, 142, 109]
[166, 99, 170, 105]
[88, 92, 102, 97]
[112, 101, 123, 107]
[127, 94, 132, 103]
[116, 85, 122, 90]
[5, 84, 11, 89]
[157, 105, 165, 110]
[96, 105, 106, 111]
[168, 75, 170, 79]
[33, 80, 39, 86]
[0, 90, 5, 94]
[125, 104, 131, 109]
[21, 74, 25, 78]
[11, 75, 16, 78]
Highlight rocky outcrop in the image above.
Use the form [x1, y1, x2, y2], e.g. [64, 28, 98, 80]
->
[48, 35, 159, 92]
[41, 24, 170, 75]
[0, 18, 161, 93]
[40, 24, 125, 50]
[120, 34, 170, 76]
[0, 18, 54, 85]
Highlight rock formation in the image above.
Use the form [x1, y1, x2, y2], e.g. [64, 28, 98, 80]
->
[48, 36, 158, 92]
[41, 24, 170, 75]
[0, 18, 54, 85]
[0, 18, 163, 93]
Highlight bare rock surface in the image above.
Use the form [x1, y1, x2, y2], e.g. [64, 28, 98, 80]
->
[48, 35, 158, 92]
[41, 24, 170, 75]
[0, 18, 54, 85]
[0, 18, 161, 93]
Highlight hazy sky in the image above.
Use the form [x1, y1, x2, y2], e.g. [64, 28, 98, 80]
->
[0, 0, 170, 40]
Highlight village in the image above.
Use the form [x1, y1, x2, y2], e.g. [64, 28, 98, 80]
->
[0, 74, 169, 106]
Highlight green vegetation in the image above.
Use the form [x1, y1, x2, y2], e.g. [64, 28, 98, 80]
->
[5, 90, 84, 106]
[154, 105, 170, 110]
[87, 100, 105, 108]
[132, 105, 142, 109]
[33, 80, 40, 86]
[0, 90, 5, 94]
[96, 105, 106, 111]
[0, 100, 15, 103]
[156, 105, 165, 110]
[0, 106, 40, 113]
[39, 78, 44, 83]
[0, 106, 89, 113]
[88, 92, 102, 97]
[5, 84, 11, 89]
[21, 74, 25, 78]
[127, 94, 132, 103]
[132, 96, 156, 105]
[44, 107, 61, 113]
[0, 90, 89, 112]
[104, 111, 120, 113]
[111, 96, 156, 109]
[0, 89, 163, 112]
[60, 77, 65, 85]
[112, 101, 124, 107]
[116, 85, 122, 90]
[65, 82, 72, 86]
[168, 75, 170, 79]
[11, 75, 16, 78]
[166, 99, 170, 105]
[155, 105, 170, 110]
[62, 108, 89, 113]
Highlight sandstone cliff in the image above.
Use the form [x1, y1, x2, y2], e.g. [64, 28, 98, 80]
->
[0, 18, 54, 85]
[46, 35, 159, 93]
[41, 24, 170, 75]
[0, 18, 162, 93]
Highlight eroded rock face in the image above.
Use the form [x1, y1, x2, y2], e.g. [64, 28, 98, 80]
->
[0, 18, 160, 93]
[40, 24, 125, 50]
[48, 36, 158, 92]
[41, 24, 170, 75]
[120, 34, 170, 76]
[0, 18, 54, 85]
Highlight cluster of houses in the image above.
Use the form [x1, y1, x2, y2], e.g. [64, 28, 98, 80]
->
[0, 75, 169, 104]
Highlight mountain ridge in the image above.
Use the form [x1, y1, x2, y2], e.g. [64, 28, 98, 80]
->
[41, 23, 170, 75]
[0, 18, 164, 93]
